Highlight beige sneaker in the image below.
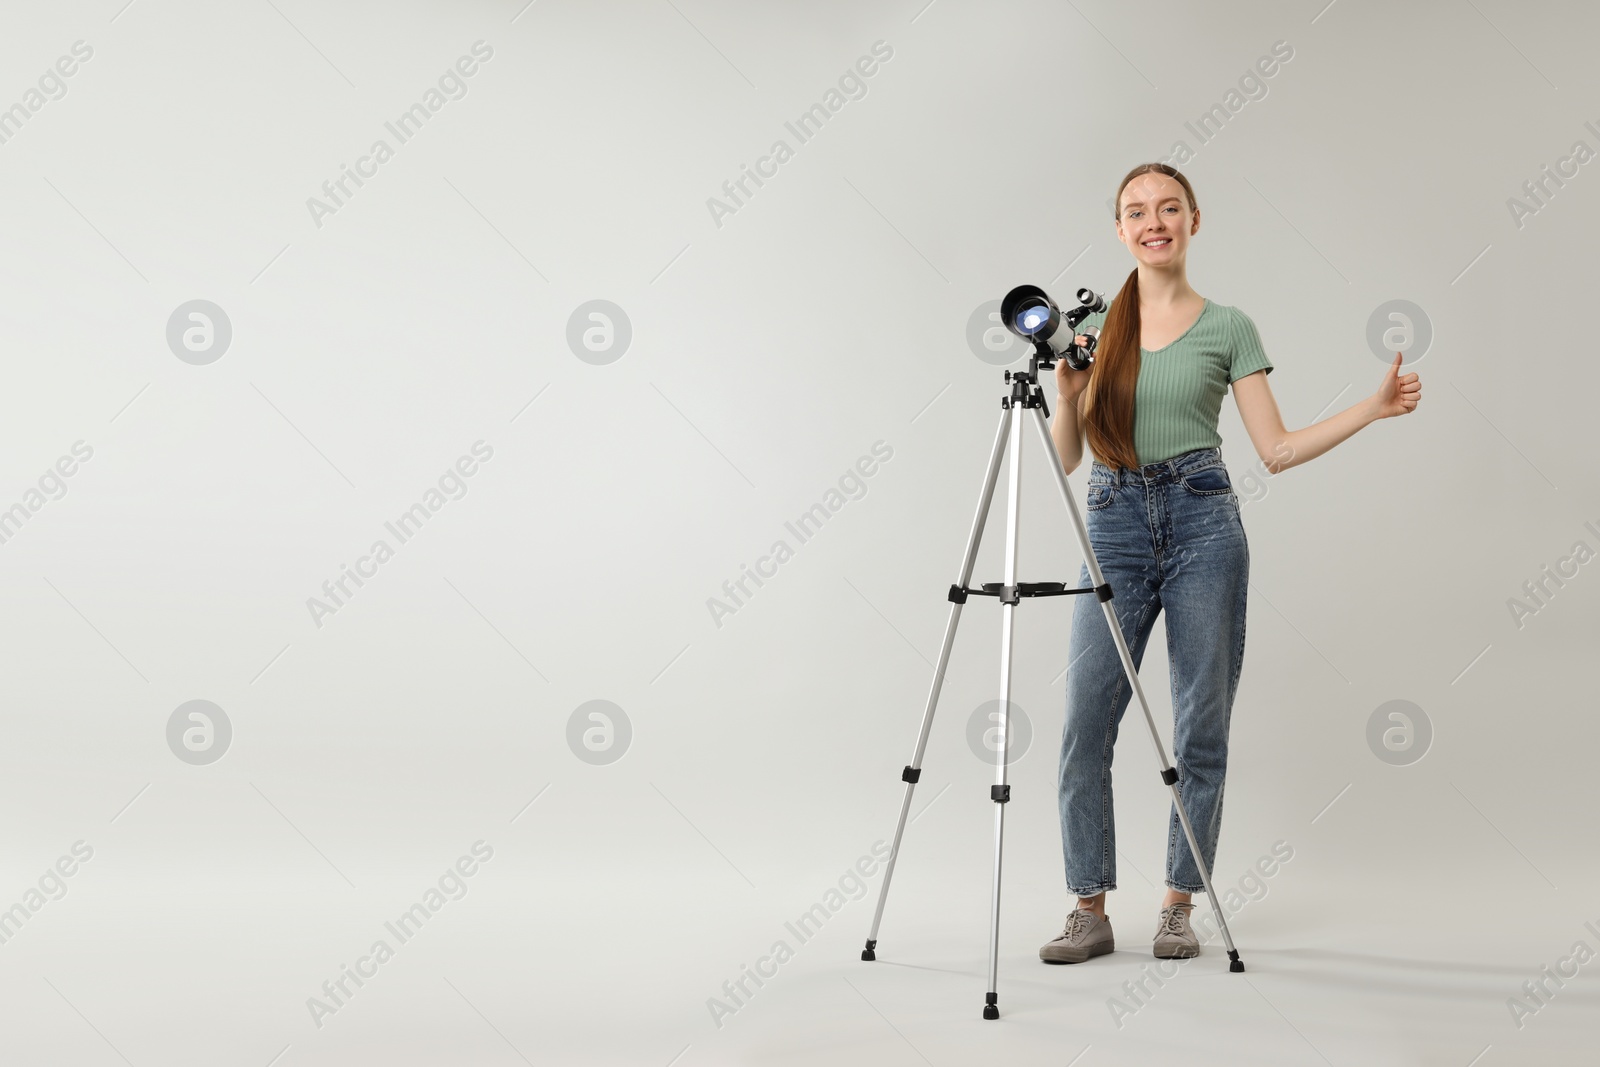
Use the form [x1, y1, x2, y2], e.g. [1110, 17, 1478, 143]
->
[1153, 902, 1199, 959]
[1040, 908, 1114, 964]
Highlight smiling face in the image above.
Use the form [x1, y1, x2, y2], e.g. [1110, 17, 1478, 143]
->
[1115, 171, 1199, 267]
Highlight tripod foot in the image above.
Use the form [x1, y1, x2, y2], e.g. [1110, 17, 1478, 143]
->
[982, 993, 998, 1020]
[861, 939, 876, 962]
[1228, 949, 1244, 973]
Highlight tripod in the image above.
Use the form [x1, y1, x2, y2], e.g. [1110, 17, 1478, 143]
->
[859, 356, 1245, 1020]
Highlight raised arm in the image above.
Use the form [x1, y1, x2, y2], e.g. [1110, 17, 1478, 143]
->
[1232, 353, 1421, 474]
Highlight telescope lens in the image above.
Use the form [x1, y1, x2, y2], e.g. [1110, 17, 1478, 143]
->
[1015, 303, 1051, 335]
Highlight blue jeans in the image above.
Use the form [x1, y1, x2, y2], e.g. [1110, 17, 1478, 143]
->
[1057, 446, 1249, 895]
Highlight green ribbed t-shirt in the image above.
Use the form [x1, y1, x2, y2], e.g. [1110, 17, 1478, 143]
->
[1075, 297, 1273, 466]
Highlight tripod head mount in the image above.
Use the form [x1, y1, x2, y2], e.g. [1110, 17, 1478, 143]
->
[1001, 355, 1062, 418]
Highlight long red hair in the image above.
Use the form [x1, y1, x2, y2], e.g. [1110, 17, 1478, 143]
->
[1082, 163, 1201, 471]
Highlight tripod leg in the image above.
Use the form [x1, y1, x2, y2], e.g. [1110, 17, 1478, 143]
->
[1025, 407, 1245, 973]
[982, 396, 1027, 1021]
[863, 405, 1013, 965]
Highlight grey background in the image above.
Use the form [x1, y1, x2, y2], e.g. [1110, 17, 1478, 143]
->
[0, 0, 1595, 1064]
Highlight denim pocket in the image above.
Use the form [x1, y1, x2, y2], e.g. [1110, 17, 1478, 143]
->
[1087, 484, 1115, 510]
[1179, 466, 1232, 497]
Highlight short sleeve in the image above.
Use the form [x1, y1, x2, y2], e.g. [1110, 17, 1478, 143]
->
[1227, 306, 1273, 384]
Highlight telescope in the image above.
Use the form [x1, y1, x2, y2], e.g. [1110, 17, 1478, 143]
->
[999, 284, 1106, 371]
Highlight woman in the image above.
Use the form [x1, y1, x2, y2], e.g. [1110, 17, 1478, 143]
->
[1038, 163, 1421, 965]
